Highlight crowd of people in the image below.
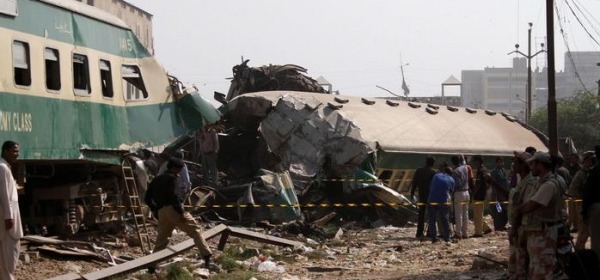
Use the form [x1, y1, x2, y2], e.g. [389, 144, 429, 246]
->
[409, 146, 600, 279]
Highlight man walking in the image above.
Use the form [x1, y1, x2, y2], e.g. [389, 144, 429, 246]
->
[145, 157, 213, 268]
[409, 156, 436, 239]
[0, 141, 23, 280]
[517, 151, 567, 279]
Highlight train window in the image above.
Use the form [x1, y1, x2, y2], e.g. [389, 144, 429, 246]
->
[72, 53, 90, 95]
[99, 60, 113, 98]
[121, 65, 148, 100]
[12, 41, 31, 86]
[0, 0, 18, 16]
[44, 48, 61, 91]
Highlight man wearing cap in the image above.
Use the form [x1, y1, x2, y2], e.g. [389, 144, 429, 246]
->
[507, 151, 537, 280]
[145, 157, 213, 268]
[516, 151, 567, 279]
[582, 145, 600, 262]
[571, 151, 595, 249]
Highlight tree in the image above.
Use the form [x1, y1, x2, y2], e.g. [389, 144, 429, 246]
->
[529, 91, 600, 152]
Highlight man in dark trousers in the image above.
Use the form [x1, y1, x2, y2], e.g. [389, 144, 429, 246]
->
[410, 156, 436, 238]
[471, 155, 493, 237]
[427, 163, 455, 243]
[583, 145, 600, 262]
[145, 157, 213, 268]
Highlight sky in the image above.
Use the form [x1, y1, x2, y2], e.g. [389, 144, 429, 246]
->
[127, 0, 600, 98]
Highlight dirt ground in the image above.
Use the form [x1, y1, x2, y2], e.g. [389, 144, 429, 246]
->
[12, 215, 523, 280]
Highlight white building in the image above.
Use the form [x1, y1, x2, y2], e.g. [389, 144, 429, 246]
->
[461, 52, 600, 121]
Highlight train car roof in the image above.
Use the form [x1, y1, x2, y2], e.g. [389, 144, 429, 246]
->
[228, 91, 548, 156]
[38, 0, 130, 29]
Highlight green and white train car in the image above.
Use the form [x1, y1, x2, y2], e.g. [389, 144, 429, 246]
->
[0, 0, 213, 234]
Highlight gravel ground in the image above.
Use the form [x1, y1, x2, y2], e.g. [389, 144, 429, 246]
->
[13, 217, 519, 280]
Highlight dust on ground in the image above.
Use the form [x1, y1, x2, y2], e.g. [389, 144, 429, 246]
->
[14, 218, 514, 280]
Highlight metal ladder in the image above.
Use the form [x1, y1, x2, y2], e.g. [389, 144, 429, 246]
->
[121, 158, 152, 253]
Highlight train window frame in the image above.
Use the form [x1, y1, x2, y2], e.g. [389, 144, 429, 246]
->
[121, 64, 148, 101]
[44, 47, 61, 92]
[72, 53, 91, 96]
[0, 0, 18, 17]
[12, 40, 31, 87]
[99, 59, 114, 98]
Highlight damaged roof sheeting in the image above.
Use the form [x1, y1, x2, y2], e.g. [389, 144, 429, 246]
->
[228, 91, 547, 160]
[228, 92, 372, 177]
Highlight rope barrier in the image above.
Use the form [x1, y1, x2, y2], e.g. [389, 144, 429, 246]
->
[84, 198, 583, 209]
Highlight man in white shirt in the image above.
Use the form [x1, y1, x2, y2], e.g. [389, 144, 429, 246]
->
[0, 141, 23, 280]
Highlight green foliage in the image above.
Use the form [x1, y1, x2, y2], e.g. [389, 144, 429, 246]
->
[529, 91, 600, 151]
[165, 262, 194, 280]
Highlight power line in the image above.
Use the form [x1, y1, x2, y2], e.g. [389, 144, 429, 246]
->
[555, 3, 591, 93]
[563, 0, 600, 46]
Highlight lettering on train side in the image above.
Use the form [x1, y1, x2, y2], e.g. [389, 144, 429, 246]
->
[0, 111, 33, 132]
[119, 37, 133, 52]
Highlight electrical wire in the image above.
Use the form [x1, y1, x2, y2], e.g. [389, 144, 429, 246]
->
[563, 0, 600, 46]
[571, 0, 600, 39]
[555, 3, 591, 93]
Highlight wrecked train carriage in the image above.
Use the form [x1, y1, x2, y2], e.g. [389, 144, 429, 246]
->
[0, 0, 219, 234]
[223, 91, 548, 225]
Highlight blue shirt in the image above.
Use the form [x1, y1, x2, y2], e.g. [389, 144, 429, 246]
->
[428, 173, 455, 204]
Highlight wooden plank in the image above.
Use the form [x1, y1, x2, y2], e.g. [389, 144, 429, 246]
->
[227, 227, 303, 248]
[79, 224, 227, 280]
[217, 230, 230, 251]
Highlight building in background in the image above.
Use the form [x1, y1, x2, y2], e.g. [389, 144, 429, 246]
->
[461, 52, 600, 122]
[74, 0, 154, 54]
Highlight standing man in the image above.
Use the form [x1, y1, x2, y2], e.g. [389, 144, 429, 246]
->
[507, 151, 537, 280]
[471, 155, 492, 237]
[427, 164, 455, 243]
[517, 151, 567, 279]
[0, 141, 23, 280]
[451, 155, 471, 239]
[490, 157, 509, 231]
[583, 145, 600, 261]
[197, 126, 219, 187]
[145, 157, 213, 268]
[409, 156, 436, 239]
[566, 153, 582, 232]
[572, 151, 595, 249]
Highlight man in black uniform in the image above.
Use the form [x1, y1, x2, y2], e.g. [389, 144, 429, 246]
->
[145, 157, 213, 267]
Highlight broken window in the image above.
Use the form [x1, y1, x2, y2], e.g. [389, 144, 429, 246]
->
[99, 60, 113, 98]
[73, 53, 91, 95]
[44, 48, 61, 91]
[12, 40, 31, 86]
[121, 65, 148, 100]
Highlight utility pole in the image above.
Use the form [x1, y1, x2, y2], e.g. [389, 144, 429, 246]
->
[547, 0, 558, 157]
[508, 22, 545, 123]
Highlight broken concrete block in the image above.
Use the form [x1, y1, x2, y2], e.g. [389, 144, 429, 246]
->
[19, 252, 30, 264]
[192, 268, 210, 279]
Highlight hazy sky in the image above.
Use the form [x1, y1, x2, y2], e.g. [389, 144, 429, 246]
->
[127, 0, 600, 98]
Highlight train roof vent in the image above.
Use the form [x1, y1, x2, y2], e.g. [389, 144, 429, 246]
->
[386, 100, 399, 107]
